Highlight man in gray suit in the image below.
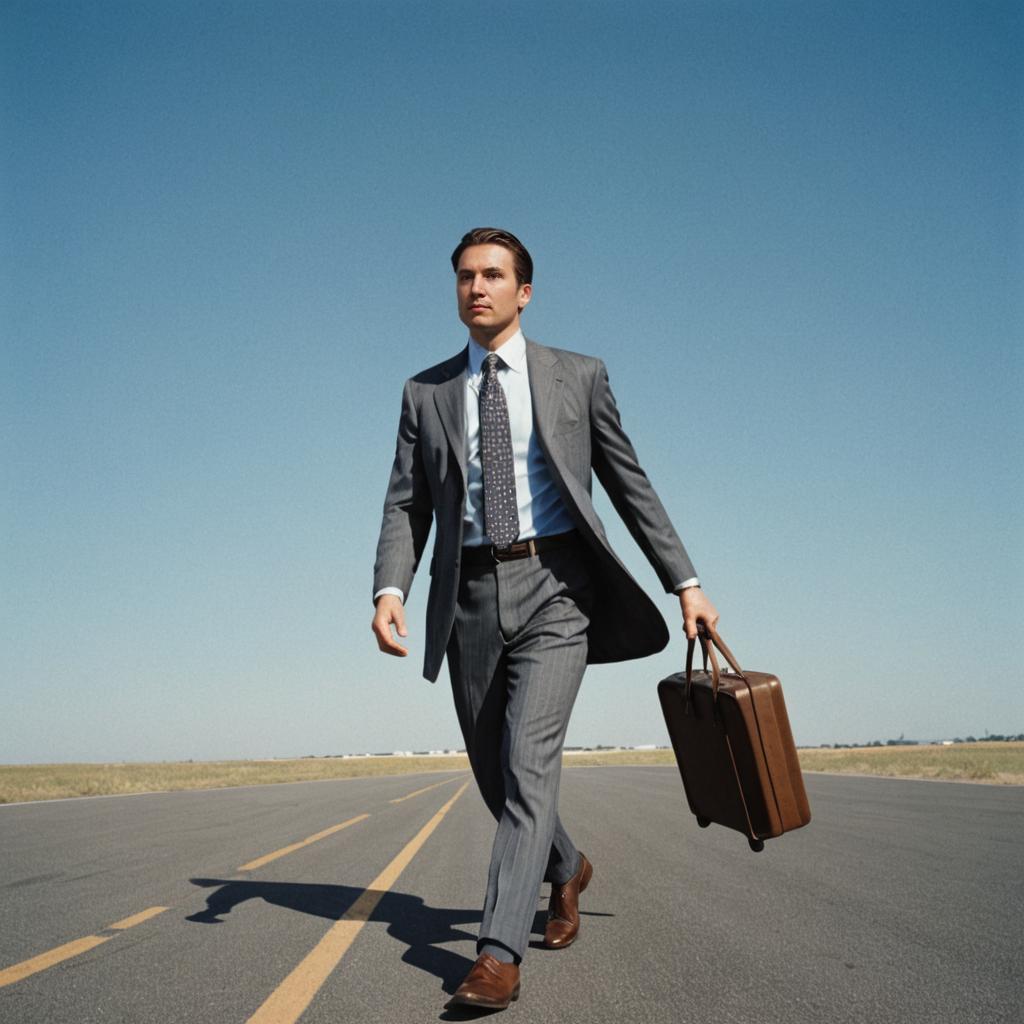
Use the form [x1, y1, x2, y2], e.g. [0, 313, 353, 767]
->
[372, 228, 719, 1011]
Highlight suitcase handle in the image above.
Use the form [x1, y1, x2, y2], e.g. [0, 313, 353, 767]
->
[685, 623, 747, 706]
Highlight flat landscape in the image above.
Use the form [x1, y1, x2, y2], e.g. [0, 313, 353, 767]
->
[795, 740, 1024, 783]
[1, 767, 1020, 1023]
[1, 742, 1021, 804]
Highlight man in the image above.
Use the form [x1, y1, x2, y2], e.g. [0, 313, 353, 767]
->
[372, 227, 719, 1011]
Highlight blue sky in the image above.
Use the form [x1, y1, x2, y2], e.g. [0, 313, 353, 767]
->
[2, 1, 1021, 763]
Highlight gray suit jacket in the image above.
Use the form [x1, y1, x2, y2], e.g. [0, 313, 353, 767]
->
[373, 338, 697, 682]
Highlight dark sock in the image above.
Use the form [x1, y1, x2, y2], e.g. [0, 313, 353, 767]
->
[479, 941, 519, 965]
[552, 851, 581, 887]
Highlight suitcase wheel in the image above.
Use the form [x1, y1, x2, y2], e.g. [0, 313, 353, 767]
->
[696, 816, 711, 828]
[748, 837, 765, 853]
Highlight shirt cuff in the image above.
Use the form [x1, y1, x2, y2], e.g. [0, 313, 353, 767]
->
[373, 587, 405, 604]
[673, 577, 701, 593]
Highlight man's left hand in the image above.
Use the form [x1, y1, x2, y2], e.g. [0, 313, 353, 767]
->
[679, 587, 720, 639]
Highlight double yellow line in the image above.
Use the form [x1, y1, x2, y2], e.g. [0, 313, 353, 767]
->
[0, 773, 470, 1008]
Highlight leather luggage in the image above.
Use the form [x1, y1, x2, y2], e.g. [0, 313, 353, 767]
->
[658, 625, 811, 851]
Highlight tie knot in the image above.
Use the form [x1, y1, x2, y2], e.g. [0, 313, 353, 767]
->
[483, 353, 502, 377]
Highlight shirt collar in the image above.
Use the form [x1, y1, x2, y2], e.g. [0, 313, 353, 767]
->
[467, 329, 526, 376]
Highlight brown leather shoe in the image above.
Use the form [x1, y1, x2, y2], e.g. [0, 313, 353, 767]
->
[544, 852, 593, 949]
[444, 953, 520, 1011]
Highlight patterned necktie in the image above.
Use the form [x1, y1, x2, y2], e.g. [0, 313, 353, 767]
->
[479, 352, 520, 549]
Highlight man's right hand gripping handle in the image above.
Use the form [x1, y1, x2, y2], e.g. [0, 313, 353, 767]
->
[371, 594, 409, 657]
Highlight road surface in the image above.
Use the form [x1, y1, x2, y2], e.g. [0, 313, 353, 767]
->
[1, 767, 1021, 1022]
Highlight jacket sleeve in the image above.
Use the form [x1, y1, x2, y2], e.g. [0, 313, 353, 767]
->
[588, 359, 697, 593]
[372, 379, 434, 601]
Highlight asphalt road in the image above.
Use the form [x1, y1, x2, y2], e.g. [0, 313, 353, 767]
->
[1, 767, 1021, 1023]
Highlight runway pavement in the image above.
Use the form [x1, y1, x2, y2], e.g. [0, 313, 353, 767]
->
[1, 766, 1021, 1023]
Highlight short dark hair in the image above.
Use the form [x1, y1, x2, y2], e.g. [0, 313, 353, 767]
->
[451, 227, 533, 286]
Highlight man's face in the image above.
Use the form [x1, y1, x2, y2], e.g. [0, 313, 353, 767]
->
[455, 244, 532, 345]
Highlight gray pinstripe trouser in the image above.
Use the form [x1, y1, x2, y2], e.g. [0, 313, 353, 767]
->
[446, 535, 595, 960]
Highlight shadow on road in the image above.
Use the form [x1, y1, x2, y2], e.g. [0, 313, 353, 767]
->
[186, 876, 614, 1006]
[186, 877, 478, 993]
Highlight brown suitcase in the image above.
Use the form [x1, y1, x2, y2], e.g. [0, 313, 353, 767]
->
[657, 625, 811, 851]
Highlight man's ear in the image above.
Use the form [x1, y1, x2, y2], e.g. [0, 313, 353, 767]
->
[517, 282, 533, 313]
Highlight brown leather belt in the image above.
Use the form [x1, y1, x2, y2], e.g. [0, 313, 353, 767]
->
[461, 530, 578, 566]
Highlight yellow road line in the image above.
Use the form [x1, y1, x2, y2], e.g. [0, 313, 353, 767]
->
[107, 906, 169, 930]
[0, 905, 169, 989]
[0, 936, 110, 989]
[239, 814, 370, 871]
[246, 781, 470, 1024]
[388, 774, 467, 804]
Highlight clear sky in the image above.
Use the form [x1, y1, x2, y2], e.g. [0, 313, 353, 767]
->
[2, 1, 1021, 763]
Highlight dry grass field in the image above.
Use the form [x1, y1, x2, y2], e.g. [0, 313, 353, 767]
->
[0, 755, 471, 805]
[1, 742, 1021, 804]
[796, 741, 1024, 784]
[566, 742, 1024, 784]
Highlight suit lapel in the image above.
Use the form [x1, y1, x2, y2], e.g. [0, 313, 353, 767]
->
[526, 339, 564, 461]
[433, 349, 468, 487]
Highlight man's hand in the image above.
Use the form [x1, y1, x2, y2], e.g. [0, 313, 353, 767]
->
[372, 594, 409, 657]
[679, 587, 720, 640]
